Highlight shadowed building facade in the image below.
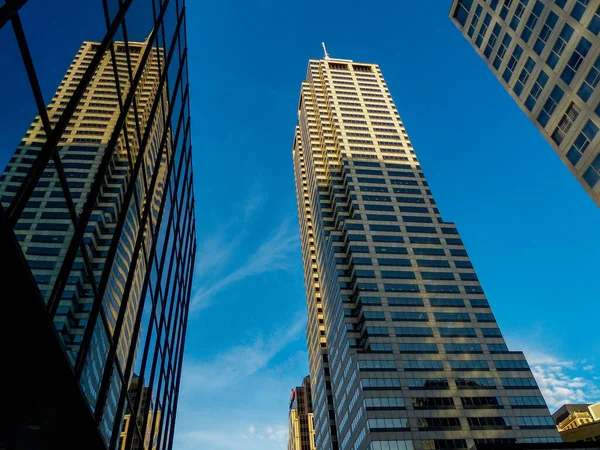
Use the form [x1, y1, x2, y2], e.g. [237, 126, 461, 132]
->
[450, 0, 600, 206]
[288, 376, 317, 450]
[292, 54, 560, 450]
[0, 2, 195, 449]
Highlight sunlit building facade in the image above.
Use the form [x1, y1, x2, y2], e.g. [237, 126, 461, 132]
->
[450, 0, 600, 207]
[288, 376, 317, 450]
[292, 55, 560, 450]
[0, 2, 195, 449]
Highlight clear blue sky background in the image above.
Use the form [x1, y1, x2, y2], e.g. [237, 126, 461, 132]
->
[0, 2, 599, 450]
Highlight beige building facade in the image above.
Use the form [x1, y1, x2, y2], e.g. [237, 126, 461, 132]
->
[450, 0, 600, 206]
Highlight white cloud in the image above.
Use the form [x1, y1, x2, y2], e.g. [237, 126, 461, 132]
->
[191, 217, 299, 310]
[518, 347, 600, 412]
[182, 313, 306, 390]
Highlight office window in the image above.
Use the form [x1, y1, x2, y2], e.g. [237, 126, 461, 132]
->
[514, 57, 535, 96]
[583, 154, 600, 188]
[509, 0, 528, 31]
[430, 298, 465, 307]
[461, 396, 503, 408]
[509, 396, 546, 407]
[417, 417, 460, 429]
[358, 360, 396, 370]
[367, 418, 409, 431]
[571, 0, 590, 21]
[468, 416, 511, 428]
[476, 14, 492, 48]
[421, 439, 467, 449]
[503, 45, 523, 82]
[361, 378, 401, 389]
[399, 343, 438, 353]
[392, 311, 428, 321]
[493, 33, 512, 69]
[488, 343, 509, 352]
[525, 70, 549, 111]
[387, 297, 423, 306]
[589, 6, 600, 34]
[445, 343, 482, 353]
[435, 312, 470, 322]
[502, 377, 538, 388]
[499, 0, 513, 20]
[517, 416, 555, 427]
[395, 327, 433, 337]
[449, 360, 489, 370]
[440, 327, 477, 337]
[364, 397, 405, 410]
[468, 5, 484, 37]
[484, 24, 502, 59]
[561, 37, 592, 84]
[578, 55, 600, 102]
[551, 103, 581, 145]
[521, 1, 545, 42]
[404, 360, 444, 371]
[566, 119, 599, 165]
[495, 359, 530, 370]
[408, 378, 449, 389]
[537, 85, 564, 127]
[547, 24, 575, 69]
[533, 11, 559, 55]
[456, 377, 496, 388]
[454, 0, 474, 27]
[412, 397, 455, 408]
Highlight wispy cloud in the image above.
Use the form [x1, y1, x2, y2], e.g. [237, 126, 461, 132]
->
[182, 313, 306, 390]
[191, 217, 299, 310]
[516, 346, 600, 412]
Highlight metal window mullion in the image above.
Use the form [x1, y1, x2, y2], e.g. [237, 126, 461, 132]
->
[166, 246, 194, 450]
[71, 0, 173, 377]
[6, 0, 133, 227]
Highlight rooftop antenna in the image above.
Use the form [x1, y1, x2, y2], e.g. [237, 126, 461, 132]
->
[322, 42, 330, 59]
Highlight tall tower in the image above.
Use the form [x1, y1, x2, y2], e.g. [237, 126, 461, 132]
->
[0, 35, 195, 450]
[450, 0, 600, 207]
[288, 376, 317, 450]
[292, 56, 560, 450]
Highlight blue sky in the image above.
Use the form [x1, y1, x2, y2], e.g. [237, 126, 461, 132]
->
[0, 2, 599, 450]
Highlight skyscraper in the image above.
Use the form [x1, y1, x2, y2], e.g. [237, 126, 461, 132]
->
[288, 376, 317, 450]
[0, 3, 195, 449]
[292, 54, 560, 450]
[449, 0, 600, 207]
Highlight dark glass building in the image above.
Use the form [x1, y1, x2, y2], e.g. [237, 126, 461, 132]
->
[0, 2, 195, 450]
[293, 55, 560, 450]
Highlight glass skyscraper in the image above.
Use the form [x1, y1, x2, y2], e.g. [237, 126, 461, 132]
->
[450, 0, 600, 207]
[292, 55, 560, 450]
[0, 3, 195, 450]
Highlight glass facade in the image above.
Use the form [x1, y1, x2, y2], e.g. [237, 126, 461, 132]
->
[0, 2, 195, 449]
[450, 0, 600, 206]
[292, 57, 560, 450]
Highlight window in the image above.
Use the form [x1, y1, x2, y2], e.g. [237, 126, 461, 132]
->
[509, 0, 527, 30]
[376, 246, 408, 254]
[404, 360, 444, 371]
[363, 311, 386, 321]
[378, 258, 411, 266]
[537, 85, 564, 127]
[583, 154, 600, 188]
[417, 260, 450, 268]
[455, 378, 496, 388]
[449, 360, 489, 370]
[482, 328, 502, 337]
[503, 44, 523, 82]
[414, 248, 445, 256]
[589, 6, 600, 35]
[470, 299, 490, 307]
[561, 37, 592, 85]
[444, 343, 482, 353]
[421, 439, 467, 449]
[361, 378, 401, 389]
[578, 56, 600, 102]
[391, 311, 428, 321]
[440, 327, 477, 337]
[453, 0, 474, 27]
[499, 0, 513, 20]
[435, 312, 470, 322]
[502, 377, 537, 388]
[495, 359, 529, 370]
[521, 1, 544, 42]
[488, 343, 509, 352]
[513, 56, 535, 96]
[364, 397, 405, 409]
[381, 270, 416, 279]
[461, 396, 503, 408]
[476, 14, 492, 48]
[387, 297, 423, 306]
[566, 119, 599, 165]
[525, 70, 549, 111]
[385, 283, 420, 293]
[517, 416, 555, 427]
[369, 441, 413, 450]
[430, 298, 465, 307]
[399, 343, 438, 353]
[468, 5, 484, 37]
[358, 360, 396, 370]
[547, 24, 574, 69]
[425, 285, 460, 293]
[476, 313, 495, 322]
[408, 378, 449, 389]
[364, 326, 389, 337]
[571, 0, 590, 21]
[484, 24, 502, 59]
[367, 418, 409, 431]
[467, 416, 511, 428]
[395, 327, 433, 337]
[534, 11, 559, 56]
[412, 397, 455, 408]
[417, 417, 460, 429]
[551, 103, 581, 145]
[509, 396, 546, 407]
